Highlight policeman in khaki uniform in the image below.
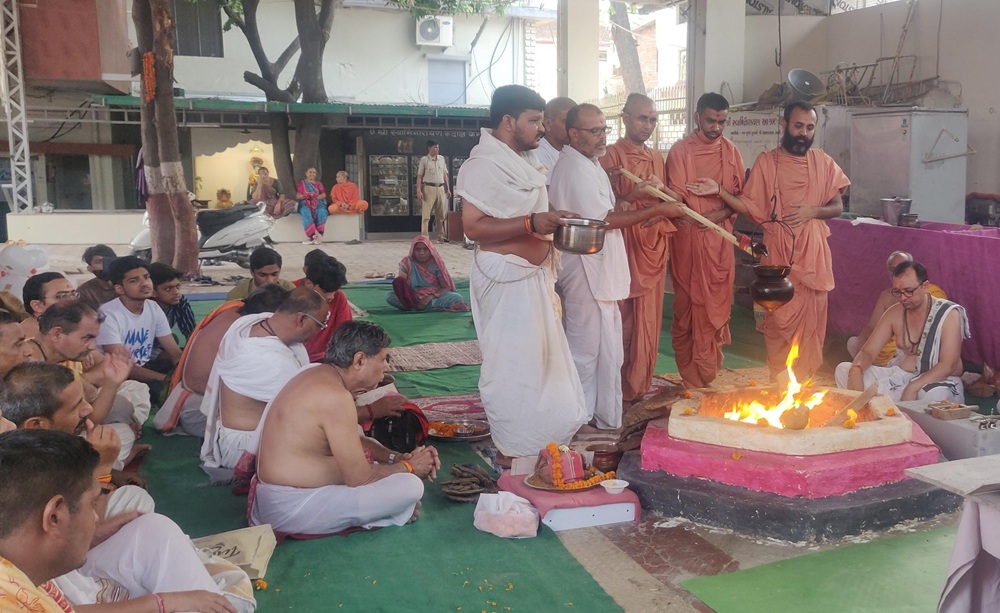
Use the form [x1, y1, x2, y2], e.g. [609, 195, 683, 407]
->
[416, 139, 452, 243]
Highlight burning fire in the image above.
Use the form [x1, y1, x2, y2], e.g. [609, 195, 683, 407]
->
[723, 343, 828, 429]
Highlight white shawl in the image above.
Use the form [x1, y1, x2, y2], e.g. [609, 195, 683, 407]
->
[199, 313, 309, 476]
[456, 128, 548, 219]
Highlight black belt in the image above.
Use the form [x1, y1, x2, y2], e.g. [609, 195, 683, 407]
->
[423, 182, 445, 187]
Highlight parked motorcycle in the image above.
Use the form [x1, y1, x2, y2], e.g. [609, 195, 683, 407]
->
[129, 202, 274, 269]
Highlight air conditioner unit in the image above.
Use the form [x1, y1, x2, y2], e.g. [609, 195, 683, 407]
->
[416, 15, 453, 47]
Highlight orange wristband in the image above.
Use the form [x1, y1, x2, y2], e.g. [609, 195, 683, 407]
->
[98, 474, 112, 484]
[401, 460, 414, 474]
[523, 214, 532, 234]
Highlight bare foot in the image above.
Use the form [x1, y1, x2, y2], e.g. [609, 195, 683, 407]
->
[122, 443, 152, 466]
[576, 424, 603, 435]
[408, 501, 422, 524]
[495, 452, 513, 469]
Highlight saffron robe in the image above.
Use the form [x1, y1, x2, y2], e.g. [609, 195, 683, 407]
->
[742, 148, 850, 378]
[666, 131, 745, 388]
[328, 181, 369, 214]
[600, 138, 677, 401]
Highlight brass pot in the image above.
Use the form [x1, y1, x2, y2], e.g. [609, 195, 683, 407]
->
[587, 443, 623, 473]
[750, 264, 794, 312]
[554, 218, 609, 254]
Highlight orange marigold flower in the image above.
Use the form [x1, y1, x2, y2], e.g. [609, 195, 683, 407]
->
[732, 452, 743, 460]
[749, 379, 758, 387]
[254, 579, 267, 591]
[886, 408, 896, 416]
[683, 391, 693, 399]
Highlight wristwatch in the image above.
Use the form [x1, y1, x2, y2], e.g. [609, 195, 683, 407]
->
[387, 453, 397, 465]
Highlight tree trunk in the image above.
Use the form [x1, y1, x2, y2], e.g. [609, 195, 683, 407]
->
[269, 113, 295, 200]
[292, 115, 324, 180]
[149, 0, 198, 274]
[133, 0, 174, 264]
[132, 0, 198, 274]
[610, 2, 645, 94]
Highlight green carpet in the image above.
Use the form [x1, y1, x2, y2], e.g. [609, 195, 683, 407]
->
[139, 433, 621, 613]
[681, 526, 956, 613]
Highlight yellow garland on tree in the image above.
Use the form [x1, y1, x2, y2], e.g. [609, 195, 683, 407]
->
[142, 52, 156, 102]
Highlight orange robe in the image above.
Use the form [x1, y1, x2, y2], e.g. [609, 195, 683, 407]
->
[742, 148, 850, 378]
[328, 181, 369, 214]
[600, 139, 677, 402]
[666, 132, 745, 388]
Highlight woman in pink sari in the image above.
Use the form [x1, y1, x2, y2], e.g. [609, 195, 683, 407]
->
[295, 167, 328, 244]
[386, 236, 469, 312]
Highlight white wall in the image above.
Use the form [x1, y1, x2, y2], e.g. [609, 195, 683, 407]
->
[825, 0, 999, 192]
[743, 16, 827, 104]
[149, 4, 523, 106]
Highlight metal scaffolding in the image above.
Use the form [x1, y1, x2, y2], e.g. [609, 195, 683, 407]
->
[0, 0, 32, 213]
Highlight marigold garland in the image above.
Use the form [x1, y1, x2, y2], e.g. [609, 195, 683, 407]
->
[142, 52, 156, 102]
[545, 442, 616, 490]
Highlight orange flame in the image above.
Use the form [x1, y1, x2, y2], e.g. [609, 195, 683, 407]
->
[723, 342, 828, 428]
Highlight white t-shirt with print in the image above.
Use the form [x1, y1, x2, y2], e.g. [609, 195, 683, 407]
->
[97, 298, 172, 366]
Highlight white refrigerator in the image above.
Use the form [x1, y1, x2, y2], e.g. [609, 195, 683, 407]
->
[849, 108, 969, 223]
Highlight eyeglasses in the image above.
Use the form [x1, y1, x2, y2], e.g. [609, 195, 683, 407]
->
[52, 291, 80, 301]
[572, 125, 610, 136]
[299, 311, 329, 330]
[889, 285, 923, 298]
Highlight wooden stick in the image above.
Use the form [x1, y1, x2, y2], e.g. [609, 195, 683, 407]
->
[618, 168, 753, 256]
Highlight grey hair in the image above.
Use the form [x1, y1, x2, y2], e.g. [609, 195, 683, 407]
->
[886, 251, 913, 271]
[323, 321, 391, 368]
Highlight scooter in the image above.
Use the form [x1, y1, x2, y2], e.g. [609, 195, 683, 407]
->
[129, 202, 274, 269]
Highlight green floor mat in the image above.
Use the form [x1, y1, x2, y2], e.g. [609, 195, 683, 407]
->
[681, 526, 956, 613]
[139, 432, 621, 613]
[347, 281, 477, 347]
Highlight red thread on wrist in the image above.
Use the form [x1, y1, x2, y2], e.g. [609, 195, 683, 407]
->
[153, 593, 166, 613]
[366, 404, 374, 421]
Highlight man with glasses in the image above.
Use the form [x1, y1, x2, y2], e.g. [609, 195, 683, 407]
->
[20, 271, 81, 339]
[847, 251, 947, 365]
[665, 92, 745, 389]
[836, 261, 969, 403]
[551, 103, 682, 430]
[200, 287, 327, 482]
[600, 93, 683, 404]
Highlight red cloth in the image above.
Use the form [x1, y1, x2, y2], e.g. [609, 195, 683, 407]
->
[666, 131, 745, 387]
[742, 148, 850, 377]
[601, 139, 677, 401]
[497, 471, 640, 522]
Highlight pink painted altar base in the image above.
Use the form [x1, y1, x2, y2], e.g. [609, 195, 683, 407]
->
[640, 414, 942, 499]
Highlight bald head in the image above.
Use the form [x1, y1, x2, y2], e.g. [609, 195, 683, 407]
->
[621, 94, 657, 145]
[886, 251, 913, 273]
[543, 97, 577, 149]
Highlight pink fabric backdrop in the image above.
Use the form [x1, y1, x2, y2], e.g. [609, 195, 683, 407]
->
[826, 217, 1000, 368]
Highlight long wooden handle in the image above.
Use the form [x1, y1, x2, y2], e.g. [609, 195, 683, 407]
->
[617, 168, 752, 255]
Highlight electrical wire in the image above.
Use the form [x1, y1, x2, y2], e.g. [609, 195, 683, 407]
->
[40, 102, 90, 142]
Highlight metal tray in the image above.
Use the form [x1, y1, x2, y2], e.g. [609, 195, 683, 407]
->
[427, 419, 491, 442]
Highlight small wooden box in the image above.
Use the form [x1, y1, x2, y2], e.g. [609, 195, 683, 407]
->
[929, 404, 972, 420]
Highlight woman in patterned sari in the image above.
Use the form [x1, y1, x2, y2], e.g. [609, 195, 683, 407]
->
[386, 236, 469, 312]
[295, 167, 328, 244]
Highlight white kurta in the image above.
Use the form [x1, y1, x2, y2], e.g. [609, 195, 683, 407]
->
[534, 137, 560, 185]
[457, 129, 588, 457]
[199, 313, 309, 481]
[550, 146, 632, 429]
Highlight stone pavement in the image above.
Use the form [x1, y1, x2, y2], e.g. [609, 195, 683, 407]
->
[41, 239, 477, 294]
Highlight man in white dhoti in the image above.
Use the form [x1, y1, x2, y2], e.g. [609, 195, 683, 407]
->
[199, 287, 326, 482]
[250, 321, 439, 536]
[836, 261, 970, 403]
[550, 104, 683, 430]
[456, 84, 589, 460]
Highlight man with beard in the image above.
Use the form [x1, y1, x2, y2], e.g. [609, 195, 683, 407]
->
[456, 84, 588, 461]
[718, 101, 849, 378]
[666, 93, 745, 388]
[77, 244, 119, 310]
[97, 256, 181, 399]
[535, 96, 576, 185]
[600, 93, 682, 404]
[836, 261, 969, 403]
[550, 104, 681, 430]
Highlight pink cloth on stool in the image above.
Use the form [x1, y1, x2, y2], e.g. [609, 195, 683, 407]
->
[498, 471, 641, 521]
